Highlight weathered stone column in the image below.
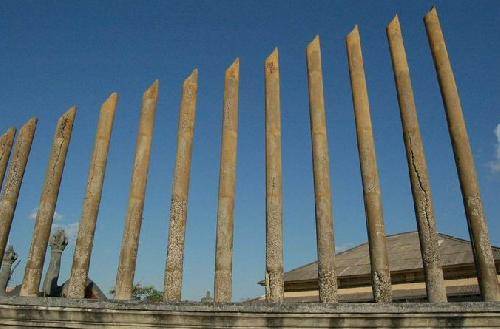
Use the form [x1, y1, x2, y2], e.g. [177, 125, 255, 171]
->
[164, 70, 199, 302]
[20, 108, 76, 297]
[42, 229, 68, 296]
[115, 81, 159, 300]
[306, 36, 337, 303]
[346, 26, 392, 303]
[0, 118, 37, 260]
[214, 60, 239, 303]
[66, 93, 118, 299]
[264, 49, 284, 302]
[387, 16, 447, 303]
[0, 128, 16, 187]
[0, 246, 17, 296]
[424, 7, 499, 301]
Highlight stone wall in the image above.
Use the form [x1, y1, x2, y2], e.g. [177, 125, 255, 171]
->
[0, 297, 499, 328]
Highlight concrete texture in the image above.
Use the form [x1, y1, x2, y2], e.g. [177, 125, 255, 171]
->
[0, 119, 37, 261]
[346, 26, 392, 303]
[0, 128, 16, 189]
[0, 297, 499, 328]
[165, 70, 199, 302]
[115, 81, 159, 300]
[214, 60, 240, 303]
[264, 49, 284, 303]
[306, 36, 337, 303]
[21, 108, 76, 297]
[387, 15, 447, 303]
[424, 7, 499, 301]
[0, 246, 17, 296]
[67, 93, 118, 299]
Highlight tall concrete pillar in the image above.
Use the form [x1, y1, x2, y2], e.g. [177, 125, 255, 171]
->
[42, 229, 68, 296]
[164, 69, 199, 302]
[115, 81, 159, 300]
[0, 118, 37, 262]
[306, 36, 338, 303]
[387, 16, 447, 303]
[0, 246, 17, 296]
[66, 93, 118, 299]
[346, 26, 392, 303]
[424, 7, 499, 301]
[20, 108, 76, 297]
[214, 60, 240, 303]
[0, 128, 16, 188]
[264, 49, 284, 302]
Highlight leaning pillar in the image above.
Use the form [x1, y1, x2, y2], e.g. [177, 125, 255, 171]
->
[306, 36, 337, 303]
[346, 26, 392, 303]
[264, 49, 284, 302]
[66, 93, 118, 298]
[42, 230, 68, 296]
[387, 16, 447, 302]
[214, 60, 240, 303]
[0, 128, 16, 187]
[20, 108, 76, 297]
[0, 118, 37, 260]
[115, 81, 159, 300]
[424, 7, 499, 301]
[164, 69, 199, 302]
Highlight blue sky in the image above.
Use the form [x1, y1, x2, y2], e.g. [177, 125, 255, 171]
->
[1, 1, 499, 301]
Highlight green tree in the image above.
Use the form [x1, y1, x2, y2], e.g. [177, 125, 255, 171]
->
[109, 283, 163, 303]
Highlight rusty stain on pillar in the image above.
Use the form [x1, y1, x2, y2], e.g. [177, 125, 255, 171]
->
[66, 93, 118, 299]
[0, 128, 16, 188]
[346, 26, 392, 303]
[387, 16, 447, 303]
[214, 60, 239, 303]
[424, 7, 499, 301]
[0, 119, 37, 260]
[20, 108, 76, 297]
[115, 81, 159, 300]
[306, 36, 337, 303]
[164, 69, 199, 302]
[264, 49, 284, 302]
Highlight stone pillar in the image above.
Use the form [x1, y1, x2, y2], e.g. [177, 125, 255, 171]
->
[42, 229, 68, 296]
[164, 69, 199, 302]
[0, 246, 17, 296]
[0, 118, 37, 260]
[264, 49, 284, 302]
[387, 16, 447, 303]
[346, 26, 392, 303]
[115, 81, 159, 300]
[0, 128, 16, 187]
[214, 60, 239, 303]
[306, 36, 338, 303]
[66, 93, 118, 298]
[424, 7, 499, 301]
[20, 108, 76, 297]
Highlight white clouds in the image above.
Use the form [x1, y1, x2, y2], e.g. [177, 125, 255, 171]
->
[489, 124, 500, 173]
[28, 208, 63, 222]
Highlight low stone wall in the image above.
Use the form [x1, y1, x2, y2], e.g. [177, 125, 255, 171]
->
[0, 297, 499, 328]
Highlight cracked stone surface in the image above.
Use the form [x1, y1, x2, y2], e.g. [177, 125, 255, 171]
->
[306, 36, 337, 303]
[424, 7, 498, 301]
[20, 108, 75, 297]
[66, 93, 118, 299]
[214, 59, 239, 303]
[0, 119, 37, 263]
[165, 70, 198, 302]
[347, 26, 392, 303]
[387, 15, 447, 302]
[42, 229, 68, 296]
[0, 128, 16, 190]
[0, 246, 18, 295]
[115, 81, 159, 300]
[264, 49, 284, 303]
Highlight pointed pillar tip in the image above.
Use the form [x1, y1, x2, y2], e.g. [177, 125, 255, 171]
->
[307, 35, 320, 51]
[266, 48, 279, 63]
[426, 6, 438, 18]
[184, 69, 198, 84]
[346, 25, 360, 41]
[144, 80, 160, 98]
[63, 106, 77, 119]
[2, 127, 16, 139]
